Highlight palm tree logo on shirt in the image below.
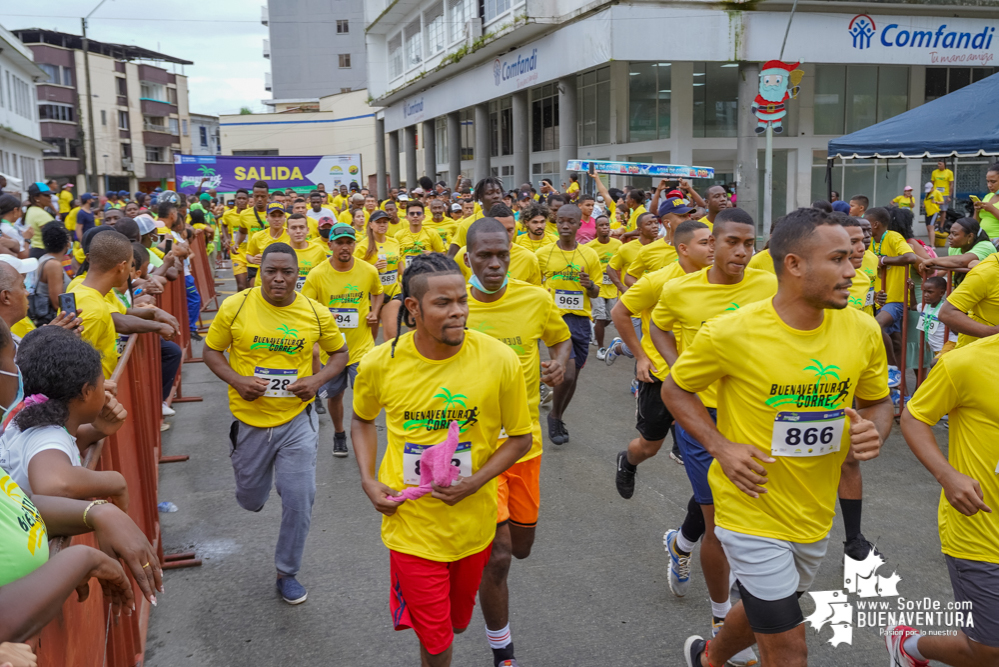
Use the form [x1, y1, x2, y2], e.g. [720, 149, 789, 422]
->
[804, 360, 841, 388]
[724, 302, 741, 311]
[277, 324, 299, 337]
[403, 387, 474, 432]
[765, 359, 846, 409]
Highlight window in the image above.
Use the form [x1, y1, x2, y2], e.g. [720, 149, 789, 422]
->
[62, 67, 72, 86]
[145, 146, 164, 162]
[424, 2, 445, 56]
[182, 119, 188, 136]
[116, 77, 127, 96]
[200, 125, 208, 147]
[169, 117, 179, 135]
[39, 103, 75, 122]
[388, 33, 403, 79]
[448, 0, 471, 43]
[531, 84, 559, 152]
[336, 20, 349, 33]
[813, 153, 906, 208]
[460, 108, 474, 161]
[578, 66, 611, 146]
[338, 54, 351, 68]
[489, 97, 513, 157]
[693, 62, 739, 138]
[9, 75, 32, 119]
[37, 63, 58, 83]
[484, 0, 511, 23]
[167, 87, 178, 105]
[404, 19, 423, 69]
[42, 137, 78, 158]
[118, 110, 130, 130]
[628, 62, 670, 142]
[121, 143, 132, 160]
[435, 116, 448, 165]
[144, 115, 166, 131]
[491, 165, 515, 190]
[140, 81, 166, 102]
[925, 67, 996, 102]
[101, 110, 107, 126]
[814, 65, 911, 135]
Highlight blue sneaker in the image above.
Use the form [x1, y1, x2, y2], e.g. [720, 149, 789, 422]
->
[630, 379, 639, 396]
[887, 366, 901, 388]
[890, 388, 901, 409]
[276, 576, 308, 604]
[664, 528, 692, 597]
[605, 337, 623, 366]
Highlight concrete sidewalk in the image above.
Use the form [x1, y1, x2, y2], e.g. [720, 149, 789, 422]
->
[148, 301, 955, 666]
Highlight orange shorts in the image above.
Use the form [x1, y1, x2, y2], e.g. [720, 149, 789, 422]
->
[496, 456, 541, 527]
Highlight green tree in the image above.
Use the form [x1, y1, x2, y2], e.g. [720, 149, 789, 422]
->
[239, 106, 253, 115]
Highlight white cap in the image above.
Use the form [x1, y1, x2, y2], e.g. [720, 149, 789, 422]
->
[451, 203, 462, 211]
[0, 255, 38, 274]
[398, 194, 410, 201]
[135, 214, 158, 235]
[924, 182, 933, 193]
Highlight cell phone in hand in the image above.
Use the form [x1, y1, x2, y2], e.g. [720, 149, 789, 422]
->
[164, 239, 173, 252]
[969, 195, 981, 203]
[59, 292, 77, 314]
[227, 199, 235, 206]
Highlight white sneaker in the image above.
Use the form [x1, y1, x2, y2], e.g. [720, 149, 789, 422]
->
[596, 347, 608, 361]
[162, 403, 176, 417]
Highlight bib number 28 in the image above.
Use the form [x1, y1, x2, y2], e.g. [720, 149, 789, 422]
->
[253, 367, 298, 398]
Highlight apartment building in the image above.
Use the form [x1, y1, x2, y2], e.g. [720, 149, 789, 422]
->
[190, 113, 221, 156]
[0, 24, 49, 192]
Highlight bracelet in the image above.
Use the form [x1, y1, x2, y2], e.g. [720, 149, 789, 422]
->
[83, 499, 109, 529]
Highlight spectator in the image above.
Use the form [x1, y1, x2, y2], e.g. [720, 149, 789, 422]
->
[973, 161, 999, 239]
[57, 184, 74, 219]
[849, 194, 869, 218]
[28, 222, 71, 326]
[74, 193, 95, 242]
[830, 190, 851, 213]
[0, 194, 28, 257]
[159, 201, 201, 340]
[812, 200, 834, 213]
[135, 214, 179, 281]
[920, 217, 995, 286]
[24, 184, 54, 260]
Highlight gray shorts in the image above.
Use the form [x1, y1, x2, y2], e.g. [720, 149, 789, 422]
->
[716, 526, 829, 600]
[947, 555, 999, 647]
[591, 296, 617, 321]
[322, 361, 358, 398]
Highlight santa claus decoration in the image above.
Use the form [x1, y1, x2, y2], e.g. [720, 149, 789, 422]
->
[752, 60, 804, 134]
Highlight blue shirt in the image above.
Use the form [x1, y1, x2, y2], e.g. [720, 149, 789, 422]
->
[76, 209, 95, 236]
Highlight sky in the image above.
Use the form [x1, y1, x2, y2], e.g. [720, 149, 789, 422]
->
[5, 0, 270, 116]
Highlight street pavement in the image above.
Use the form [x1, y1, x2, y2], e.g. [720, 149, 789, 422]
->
[148, 284, 956, 666]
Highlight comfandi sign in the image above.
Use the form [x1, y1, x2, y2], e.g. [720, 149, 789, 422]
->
[174, 154, 363, 194]
[846, 14, 996, 64]
[402, 96, 424, 123]
[493, 48, 538, 88]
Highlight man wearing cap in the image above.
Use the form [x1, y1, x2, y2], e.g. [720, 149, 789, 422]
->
[302, 222, 382, 457]
[57, 184, 74, 219]
[246, 203, 291, 285]
[25, 183, 55, 259]
[624, 197, 692, 286]
[102, 191, 119, 212]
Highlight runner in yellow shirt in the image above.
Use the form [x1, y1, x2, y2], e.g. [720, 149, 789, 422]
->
[237, 182, 270, 286]
[464, 217, 571, 667]
[897, 335, 999, 667]
[423, 199, 457, 248]
[584, 215, 622, 354]
[355, 210, 405, 341]
[606, 213, 659, 294]
[285, 214, 328, 292]
[668, 207, 892, 667]
[223, 189, 250, 291]
[246, 203, 291, 286]
[302, 223, 383, 457]
[454, 205, 542, 286]
[612, 219, 713, 497]
[535, 203, 603, 446]
[397, 201, 445, 258]
[448, 178, 504, 256]
[515, 202, 557, 252]
[939, 253, 999, 349]
[625, 197, 693, 285]
[351, 253, 532, 667]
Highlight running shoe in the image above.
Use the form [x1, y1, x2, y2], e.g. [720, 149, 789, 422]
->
[683, 635, 706, 667]
[887, 365, 901, 388]
[190, 330, 204, 342]
[547, 414, 568, 445]
[615, 451, 636, 499]
[333, 432, 349, 458]
[497, 660, 520, 667]
[670, 444, 684, 466]
[161, 402, 176, 417]
[890, 388, 901, 409]
[884, 625, 929, 666]
[664, 528, 692, 597]
[605, 337, 623, 366]
[596, 347, 608, 361]
[539, 383, 553, 407]
[276, 576, 308, 604]
[315, 401, 327, 415]
[844, 532, 882, 562]
[711, 618, 759, 666]
[630, 379, 640, 396]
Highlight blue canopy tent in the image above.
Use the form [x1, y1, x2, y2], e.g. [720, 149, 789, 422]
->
[825, 72, 999, 199]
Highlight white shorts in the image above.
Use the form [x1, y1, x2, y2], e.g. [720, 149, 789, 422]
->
[591, 296, 617, 321]
[716, 526, 829, 601]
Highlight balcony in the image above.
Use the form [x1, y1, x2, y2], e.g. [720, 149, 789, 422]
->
[140, 98, 176, 116]
[261, 5, 268, 25]
[145, 162, 174, 179]
[263, 39, 270, 59]
[143, 130, 179, 147]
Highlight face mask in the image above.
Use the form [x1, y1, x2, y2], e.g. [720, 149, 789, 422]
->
[320, 227, 332, 240]
[469, 273, 508, 295]
[0, 367, 23, 415]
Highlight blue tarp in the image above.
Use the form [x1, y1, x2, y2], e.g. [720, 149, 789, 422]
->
[827, 72, 999, 159]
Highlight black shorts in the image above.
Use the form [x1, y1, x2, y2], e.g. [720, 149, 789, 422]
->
[635, 376, 673, 442]
[247, 266, 258, 281]
[563, 313, 591, 369]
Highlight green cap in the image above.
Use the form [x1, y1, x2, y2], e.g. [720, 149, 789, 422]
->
[329, 223, 356, 241]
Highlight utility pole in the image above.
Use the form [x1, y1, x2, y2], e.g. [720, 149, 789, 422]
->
[81, 0, 107, 194]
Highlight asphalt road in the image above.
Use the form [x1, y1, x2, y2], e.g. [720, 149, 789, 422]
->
[148, 285, 956, 666]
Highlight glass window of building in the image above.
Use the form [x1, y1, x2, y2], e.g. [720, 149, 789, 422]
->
[424, 2, 445, 56]
[628, 62, 670, 142]
[448, 0, 471, 43]
[531, 84, 559, 152]
[924, 67, 996, 102]
[815, 65, 911, 135]
[812, 153, 906, 208]
[491, 165, 515, 190]
[814, 65, 846, 135]
[693, 62, 739, 138]
[460, 109, 475, 161]
[489, 97, 513, 157]
[404, 19, 423, 69]
[388, 33, 403, 79]
[435, 117, 448, 165]
[578, 66, 610, 146]
[484, 0, 512, 24]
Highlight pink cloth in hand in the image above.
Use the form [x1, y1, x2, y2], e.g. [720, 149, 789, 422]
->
[388, 421, 462, 502]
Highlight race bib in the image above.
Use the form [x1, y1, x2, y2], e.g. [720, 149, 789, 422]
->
[555, 289, 584, 311]
[254, 367, 298, 398]
[295, 276, 306, 292]
[330, 307, 359, 329]
[770, 409, 845, 457]
[402, 441, 472, 486]
[380, 270, 398, 286]
[864, 288, 875, 307]
[602, 272, 612, 285]
[917, 314, 941, 336]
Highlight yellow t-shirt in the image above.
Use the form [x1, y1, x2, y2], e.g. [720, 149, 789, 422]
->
[387, 219, 405, 238]
[670, 299, 889, 543]
[332, 194, 347, 211]
[10, 317, 34, 340]
[906, 335, 999, 564]
[652, 268, 777, 407]
[931, 168, 954, 196]
[871, 230, 912, 305]
[584, 237, 624, 299]
[455, 243, 542, 286]
[424, 218, 457, 247]
[66, 284, 118, 379]
[205, 288, 345, 428]
[246, 229, 291, 265]
[536, 242, 604, 319]
[222, 208, 244, 256]
[607, 240, 645, 281]
[515, 231, 558, 253]
[925, 190, 945, 217]
[747, 248, 774, 274]
[627, 205, 647, 233]
[627, 238, 678, 279]
[64, 207, 79, 232]
[452, 211, 485, 248]
[355, 236, 405, 298]
[292, 243, 329, 288]
[58, 190, 73, 214]
[301, 259, 383, 366]
[466, 280, 570, 461]
[854, 250, 880, 316]
[892, 195, 916, 210]
[396, 226, 446, 258]
[351, 330, 532, 561]
[238, 207, 268, 253]
[946, 254, 999, 348]
[619, 262, 689, 381]
[698, 216, 714, 231]
[566, 182, 579, 196]
[338, 208, 371, 226]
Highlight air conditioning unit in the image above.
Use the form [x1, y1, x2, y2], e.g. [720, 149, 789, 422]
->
[466, 18, 482, 42]
[121, 158, 133, 171]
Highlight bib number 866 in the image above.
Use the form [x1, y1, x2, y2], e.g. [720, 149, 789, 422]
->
[783, 426, 836, 446]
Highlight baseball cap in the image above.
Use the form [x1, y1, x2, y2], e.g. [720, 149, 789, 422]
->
[118, 190, 129, 198]
[368, 210, 389, 224]
[135, 214, 158, 236]
[658, 197, 696, 216]
[411, 187, 425, 195]
[80, 193, 94, 203]
[199, 193, 212, 202]
[0, 255, 38, 275]
[451, 203, 463, 212]
[62, 183, 74, 190]
[904, 185, 913, 191]
[924, 182, 934, 193]
[267, 202, 286, 214]
[329, 223, 356, 241]
[27, 182, 52, 197]
[397, 194, 410, 202]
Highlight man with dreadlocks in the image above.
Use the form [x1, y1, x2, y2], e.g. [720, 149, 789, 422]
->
[351, 252, 533, 667]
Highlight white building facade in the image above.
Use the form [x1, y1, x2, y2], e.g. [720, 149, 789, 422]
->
[0, 25, 48, 193]
[367, 1, 999, 221]
[189, 113, 220, 156]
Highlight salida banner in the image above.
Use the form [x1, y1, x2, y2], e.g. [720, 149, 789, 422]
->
[173, 154, 363, 194]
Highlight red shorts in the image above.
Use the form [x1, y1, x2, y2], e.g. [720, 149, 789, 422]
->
[389, 545, 493, 655]
[496, 456, 541, 527]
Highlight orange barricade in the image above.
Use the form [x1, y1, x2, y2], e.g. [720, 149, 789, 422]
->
[157, 276, 202, 408]
[189, 233, 218, 317]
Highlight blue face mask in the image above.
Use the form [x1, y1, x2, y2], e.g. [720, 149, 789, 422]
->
[469, 273, 508, 295]
[0, 367, 23, 415]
